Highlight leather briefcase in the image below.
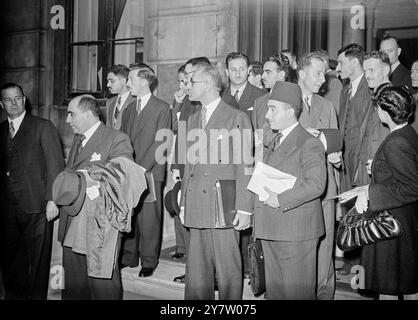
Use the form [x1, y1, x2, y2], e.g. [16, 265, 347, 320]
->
[248, 238, 266, 297]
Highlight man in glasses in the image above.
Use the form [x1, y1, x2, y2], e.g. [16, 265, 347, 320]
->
[0, 82, 64, 299]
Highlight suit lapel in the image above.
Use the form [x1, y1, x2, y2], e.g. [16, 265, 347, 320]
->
[238, 84, 251, 111]
[71, 123, 105, 168]
[131, 95, 154, 139]
[267, 125, 300, 168]
[11, 113, 31, 143]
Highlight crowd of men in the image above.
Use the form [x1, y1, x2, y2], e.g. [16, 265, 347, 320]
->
[0, 34, 417, 300]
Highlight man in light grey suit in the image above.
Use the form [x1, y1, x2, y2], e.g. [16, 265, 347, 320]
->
[106, 65, 135, 130]
[180, 65, 253, 300]
[298, 52, 339, 300]
[254, 81, 326, 300]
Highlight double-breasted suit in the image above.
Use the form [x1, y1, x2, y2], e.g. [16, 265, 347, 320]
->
[254, 124, 326, 299]
[223, 82, 266, 116]
[0, 113, 64, 299]
[58, 122, 133, 300]
[181, 99, 253, 299]
[299, 94, 338, 299]
[106, 94, 136, 130]
[119, 95, 171, 269]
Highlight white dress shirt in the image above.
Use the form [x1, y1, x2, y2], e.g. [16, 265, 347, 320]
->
[8, 111, 26, 138]
[82, 121, 101, 147]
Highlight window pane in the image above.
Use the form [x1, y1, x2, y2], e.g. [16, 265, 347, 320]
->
[72, 45, 102, 92]
[73, 0, 98, 42]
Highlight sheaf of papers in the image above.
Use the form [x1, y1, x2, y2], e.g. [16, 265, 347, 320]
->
[247, 161, 296, 201]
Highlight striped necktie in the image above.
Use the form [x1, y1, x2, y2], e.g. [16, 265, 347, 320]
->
[234, 90, 239, 102]
[136, 98, 142, 116]
[9, 121, 15, 138]
[201, 106, 207, 129]
[114, 96, 122, 120]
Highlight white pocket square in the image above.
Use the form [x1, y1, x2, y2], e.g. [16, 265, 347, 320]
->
[248, 107, 254, 111]
[90, 152, 101, 162]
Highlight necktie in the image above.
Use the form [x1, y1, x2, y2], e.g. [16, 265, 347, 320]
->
[264, 131, 283, 161]
[9, 121, 15, 138]
[75, 134, 86, 157]
[347, 82, 353, 100]
[201, 105, 207, 129]
[136, 98, 142, 116]
[234, 90, 239, 102]
[114, 96, 122, 121]
[304, 96, 310, 113]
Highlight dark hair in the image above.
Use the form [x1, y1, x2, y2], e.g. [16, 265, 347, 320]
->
[281, 49, 296, 61]
[297, 52, 325, 74]
[78, 96, 101, 117]
[338, 43, 365, 64]
[178, 64, 186, 74]
[0, 82, 25, 97]
[364, 50, 390, 67]
[249, 62, 263, 76]
[268, 53, 291, 81]
[376, 86, 415, 124]
[225, 52, 249, 68]
[185, 57, 211, 68]
[381, 35, 400, 48]
[372, 82, 392, 103]
[129, 62, 157, 89]
[108, 64, 129, 80]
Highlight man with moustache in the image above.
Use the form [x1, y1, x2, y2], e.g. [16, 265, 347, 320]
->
[380, 36, 412, 90]
[254, 81, 326, 299]
[105, 64, 135, 130]
[119, 63, 171, 277]
[0, 82, 64, 299]
[297, 52, 339, 300]
[58, 94, 133, 299]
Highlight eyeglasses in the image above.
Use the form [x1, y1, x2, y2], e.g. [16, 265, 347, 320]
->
[2, 96, 23, 104]
[190, 79, 207, 86]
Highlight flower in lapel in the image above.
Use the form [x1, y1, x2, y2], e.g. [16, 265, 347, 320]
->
[90, 152, 101, 162]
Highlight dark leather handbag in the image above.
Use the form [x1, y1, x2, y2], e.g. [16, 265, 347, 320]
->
[337, 205, 403, 251]
[248, 236, 266, 296]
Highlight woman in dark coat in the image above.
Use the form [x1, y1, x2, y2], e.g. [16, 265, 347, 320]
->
[355, 86, 418, 300]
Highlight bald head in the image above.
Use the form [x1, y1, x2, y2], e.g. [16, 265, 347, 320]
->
[67, 94, 101, 134]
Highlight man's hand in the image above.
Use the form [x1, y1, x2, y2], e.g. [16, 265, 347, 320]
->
[179, 207, 185, 225]
[46, 201, 59, 221]
[263, 186, 280, 208]
[174, 89, 187, 103]
[355, 185, 369, 213]
[306, 127, 321, 138]
[171, 169, 181, 184]
[327, 151, 342, 168]
[233, 212, 251, 231]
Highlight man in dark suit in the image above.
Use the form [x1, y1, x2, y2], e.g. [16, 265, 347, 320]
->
[254, 81, 326, 300]
[380, 36, 412, 90]
[180, 65, 253, 300]
[0, 82, 64, 299]
[297, 52, 339, 300]
[106, 64, 136, 130]
[58, 95, 133, 299]
[119, 63, 171, 278]
[221, 51, 265, 279]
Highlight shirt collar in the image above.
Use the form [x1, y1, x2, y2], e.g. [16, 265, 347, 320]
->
[230, 82, 248, 100]
[117, 91, 130, 110]
[279, 121, 299, 143]
[8, 111, 26, 134]
[202, 97, 222, 123]
[82, 120, 101, 146]
[350, 73, 364, 97]
[137, 92, 152, 111]
[391, 122, 407, 133]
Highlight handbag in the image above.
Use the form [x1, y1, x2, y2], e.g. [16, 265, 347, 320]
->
[247, 215, 266, 297]
[336, 205, 403, 251]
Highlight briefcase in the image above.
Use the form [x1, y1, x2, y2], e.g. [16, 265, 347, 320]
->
[248, 238, 266, 297]
[214, 180, 236, 228]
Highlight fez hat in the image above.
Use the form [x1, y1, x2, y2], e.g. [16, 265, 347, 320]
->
[319, 129, 343, 154]
[52, 169, 87, 217]
[268, 81, 302, 108]
[164, 181, 181, 216]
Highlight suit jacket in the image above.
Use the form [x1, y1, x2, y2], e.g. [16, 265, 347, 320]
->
[57, 123, 133, 242]
[254, 124, 326, 241]
[389, 63, 412, 91]
[121, 95, 172, 182]
[222, 82, 266, 117]
[299, 94, 338, 199]
[338, 75, 373, 192]
[106, 94, 136, 130]
[180, 100, 253, 229]
[0, 113, 64, 213]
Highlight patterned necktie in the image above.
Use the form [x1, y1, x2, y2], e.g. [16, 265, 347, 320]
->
[264, 131, 283, 161]
[234, 90, 239, 102]
[201, 105, 207, 129]
[347, 82, 353, 100]
[114, 96, 122, 121]
[136, 98, 142, 116]
[76, 134, 86, 157]
[304, 96, 311, 114]
[9, 121, 15, 138]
